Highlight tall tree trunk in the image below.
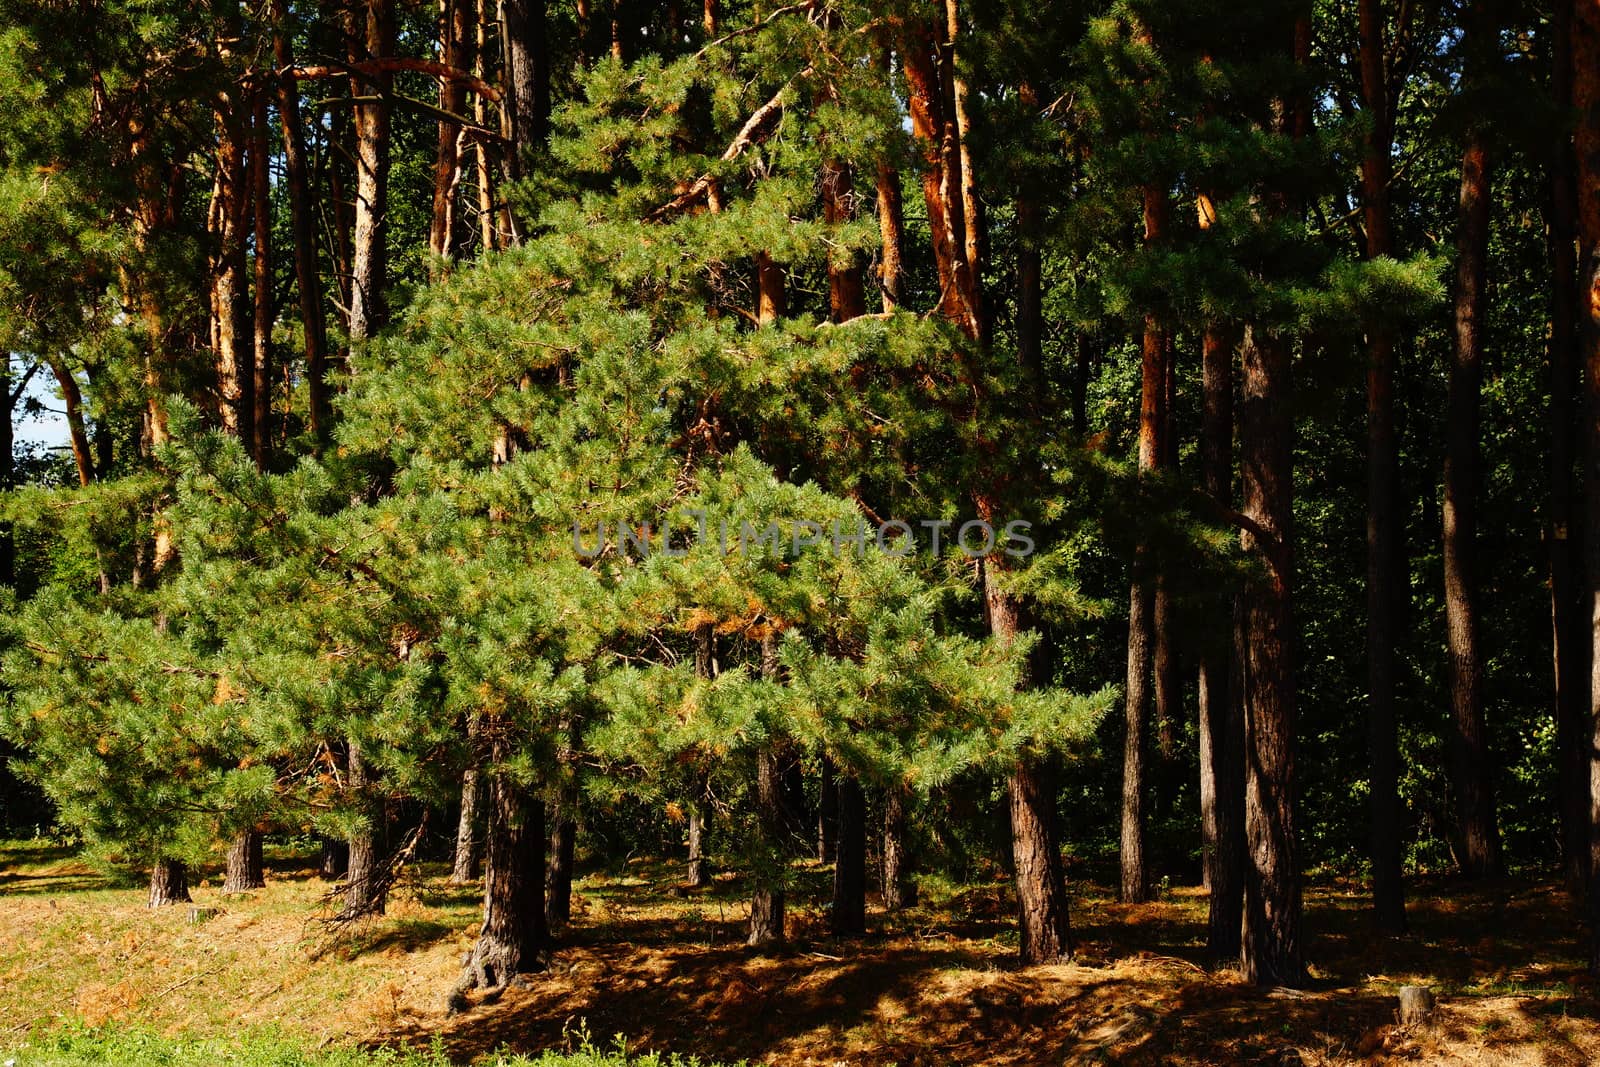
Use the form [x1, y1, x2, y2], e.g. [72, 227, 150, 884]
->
[148, 859, 191, 908]
[272, 0, 331, 449]
[1572, 0, 1600, 977]
[224, 830, 266, 892]
[463, 748, 547, 990]
[451, 767, 483, 883]
[250, 88, 273, 468]
[1443, 68, 1501, 879]
[749, 740, 788, 946]
[1550, 0, 1589, 895]
[210, 91, 253, 448]
[1238, 322, 1303, 987]
[429, 0, 473, 275]
[830, 774, 867, 936]
[545, 806, 575, 927]
[343, 739, 387, 918]
[1358, 0, 1408, 931]
[882, 785, 917, 911]
[987, 564, 1072, 963]
[1198, 320, 1244, 961]
[901, 24, 975, 329]
[501, 0, 550, 160]
[1121, 186, 1170, 905]
[348, 0, 394, 344]
[474, 0, 499, 254]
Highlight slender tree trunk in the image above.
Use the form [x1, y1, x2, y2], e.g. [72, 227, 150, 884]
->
[474, 0, 499, 254]
[1198, 321, 1244, 961]
[830, 774, 867, 936]
[348, 0, 394, 344]
[1358, 0, 1408, 930]
[1571, 0, 1600, 977]
[901, 25, 974, 327]
[210, 92, 252, 447]
[429, 0, 473, 275]
[501, 0, 550, 158]
[148, 859, 191, 908]
[882, 785, 917, 911]
[452, 767, 483, 883]
[822, 160, 867, 322]
[463, 750, 547, 989]
[688, 622, 714, 888]
[272, 0, 331, 448]
[875, 154, 904, 312]
[1238, 322, 1303, 987]
[250, 89, 272, 468]
[1443, 82, 1501, 879]
[224, 830, 266, 892]
[749, 740, 788, 946]
[1550, 0, 1589, 894]
[1121, 188, 1170, 905]
[343, 739, 387, 918]
[545, 806, 575, 927]
[50, 360, 95, 487]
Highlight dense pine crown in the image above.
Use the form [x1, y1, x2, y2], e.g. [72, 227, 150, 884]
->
[0, 0, 1598, 1000]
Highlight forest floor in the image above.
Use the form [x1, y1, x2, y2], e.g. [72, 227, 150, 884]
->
[2, 838, 1599, 1066]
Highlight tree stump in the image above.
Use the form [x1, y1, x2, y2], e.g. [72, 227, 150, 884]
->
[1397, 985, 1435, 1027]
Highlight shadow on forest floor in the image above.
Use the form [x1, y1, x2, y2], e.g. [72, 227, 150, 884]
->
[387, 862, 1600, 1066]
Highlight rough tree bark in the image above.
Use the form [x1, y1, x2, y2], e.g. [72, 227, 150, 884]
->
[1359, 0, 1408, 930]
[428, 0, 473, 275]
[1238, 322, 1303, 987]
[148, 859, 191, 908]
[545, 805, 575, 927]
[831, 774, 867, 936]
[823, 159, 867, 322]
[451, 767, 483, 883]
[342, 739, 387, 918]
[348, 0, 394, 344]
[224, 830, 265, 892]
[882, 785, 917, 911]
[209, 77, 253, 449]
[462, 744, 547, 991]
[1443, 8, 1502, 877]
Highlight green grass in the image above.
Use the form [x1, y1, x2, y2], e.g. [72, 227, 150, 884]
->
[1, 1026, 741, 1067]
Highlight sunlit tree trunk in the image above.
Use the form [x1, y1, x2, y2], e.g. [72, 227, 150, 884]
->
[348, 0, 393, 344]
[148, 859, 191, 908]
[224, 830, 265, 892]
